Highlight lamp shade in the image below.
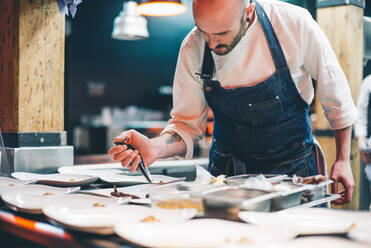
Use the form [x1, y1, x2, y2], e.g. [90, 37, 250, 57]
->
[112, 1, 149, 40]
[137, 0, 187, 17]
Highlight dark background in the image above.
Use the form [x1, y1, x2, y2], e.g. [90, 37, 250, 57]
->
[64, 0, 371, 147]
[64, 0, 195, 146]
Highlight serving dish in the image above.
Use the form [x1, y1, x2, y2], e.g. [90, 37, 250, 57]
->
[43, 205, 196, 235]
[2, 193, 128, 214]
[114, 218, 296, 248]
[11, 172, 98, 187]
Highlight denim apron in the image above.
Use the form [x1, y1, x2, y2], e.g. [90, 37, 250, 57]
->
[199, 0, 317, 177]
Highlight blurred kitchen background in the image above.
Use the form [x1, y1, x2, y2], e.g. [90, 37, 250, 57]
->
[64, 0, 371, 163]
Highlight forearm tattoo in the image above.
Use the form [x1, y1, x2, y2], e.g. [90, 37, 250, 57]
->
[165, 133, 182, 144]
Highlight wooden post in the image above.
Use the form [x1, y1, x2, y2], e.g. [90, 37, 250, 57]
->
[0, 0, 65, 134]
[316, 1, 364, 210]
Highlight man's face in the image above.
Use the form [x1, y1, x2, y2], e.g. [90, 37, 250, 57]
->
[193, 1, 248, 55]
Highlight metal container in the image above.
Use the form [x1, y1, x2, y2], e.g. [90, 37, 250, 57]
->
[193, 186, 280, 220]
[302, 180, 333, 201]
[270, 183, 312, 211]
[225, 174, 288, 186]
[149, 183, 204, 216]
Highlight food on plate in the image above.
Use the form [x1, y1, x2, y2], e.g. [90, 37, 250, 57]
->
[224, 237, 253, 245]
[69, 179, 76, 182]
[8, 184, 15, 186]
[303, 175, 327, 184]
[210, 175, 226, 186]
[346, 222, 357, 232]
[238, 237, 253, 244]
[159, 180, 164, 184]
[292, 174, 327, 184]
[93, 202, 106, 207]
[155, 198, 204, 212]
[110, 185, 140, 199]
[43, 192, 55, 196]
[140, 215, 160, 222]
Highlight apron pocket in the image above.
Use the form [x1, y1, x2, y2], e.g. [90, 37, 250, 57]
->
[245, 94, 284, 125]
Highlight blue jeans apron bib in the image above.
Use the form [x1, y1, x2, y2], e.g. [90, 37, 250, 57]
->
[199, 0, 317, 177]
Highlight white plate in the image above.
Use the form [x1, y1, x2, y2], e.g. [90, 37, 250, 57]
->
[114, 218, 296, 248]
[239, 208, 371, 235]
[11, 172, 98, 187]
[0, 176, 35, 195]
[1, 184, 79, 213]
[43, 205, 197, 235]
[80, 184, 157, 204]
[348, 221, 371, 245]
[2, 193, 129, 214]
[58, 158, 209, 175]
[98, 174, 185, 186]
[3, 184, 80, 196]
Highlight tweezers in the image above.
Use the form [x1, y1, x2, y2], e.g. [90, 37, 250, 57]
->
[114, 139, 153, 183]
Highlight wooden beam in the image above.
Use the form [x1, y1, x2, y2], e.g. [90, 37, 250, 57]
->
[316, 5, 364, 210]
[0, 0, 65, 133]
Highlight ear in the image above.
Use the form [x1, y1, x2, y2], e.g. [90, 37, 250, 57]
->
[245, 2, 255, 22]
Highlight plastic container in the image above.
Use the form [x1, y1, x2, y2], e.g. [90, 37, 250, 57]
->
[148, 183, 204, 216]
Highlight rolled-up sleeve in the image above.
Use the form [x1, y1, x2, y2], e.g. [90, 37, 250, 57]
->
[161, 39, 208, 159]
[355, 75, 371, 137]
[302, 13, 357, 130]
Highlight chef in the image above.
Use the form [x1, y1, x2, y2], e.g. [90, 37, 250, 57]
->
[109, 0, 357, 205]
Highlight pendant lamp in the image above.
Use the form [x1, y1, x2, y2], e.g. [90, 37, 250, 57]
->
[137, 0, 187, 17]
[112, 1, 149, 40]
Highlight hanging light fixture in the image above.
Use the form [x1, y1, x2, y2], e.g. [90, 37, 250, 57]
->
[112, 1, 149, 40]
[137, 0, 187, 17]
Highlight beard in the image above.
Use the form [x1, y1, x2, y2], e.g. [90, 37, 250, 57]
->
[211, 17, 247, 56]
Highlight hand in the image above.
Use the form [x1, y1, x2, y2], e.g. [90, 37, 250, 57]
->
[108, 130, 158, 172]
[330, 159, 355, 205]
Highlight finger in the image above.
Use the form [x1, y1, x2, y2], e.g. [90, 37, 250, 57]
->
[332, 190, 346, 205]
[345, 181, 354, 203]
[108, 145, 127, 155]
[114, 148, 132, 162]
[331, 179, 339, 194]
[120, 150, 137, 168]
[129, 155, 141, 172]
[114, 130, 135, 144]
[114, 132, 130, 144]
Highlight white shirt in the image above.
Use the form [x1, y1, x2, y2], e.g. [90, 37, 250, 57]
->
[162, 0, 357, 158]
[355, 74, 371, 138]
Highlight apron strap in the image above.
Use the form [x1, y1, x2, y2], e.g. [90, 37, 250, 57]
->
[201, 44, 215, 76]
[253, 0, 289, 71]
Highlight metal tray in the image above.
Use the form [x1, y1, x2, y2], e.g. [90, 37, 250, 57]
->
[302, 180, 333, 201]
[192, 186, 280, 220]
[225, 174, 288, 186]
[279, 194, 340, 211]
[270, 183, 312, 211]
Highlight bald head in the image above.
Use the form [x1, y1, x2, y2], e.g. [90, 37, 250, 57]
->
[193, 0, 252, 55]
[193, 0, 246, 28]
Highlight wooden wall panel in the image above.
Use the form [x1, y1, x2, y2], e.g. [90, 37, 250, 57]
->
[17, 0, 65, 132]
[0, 0, 18, 132]
[0, 0, 64, 133]
[316, 5, 363, 210]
